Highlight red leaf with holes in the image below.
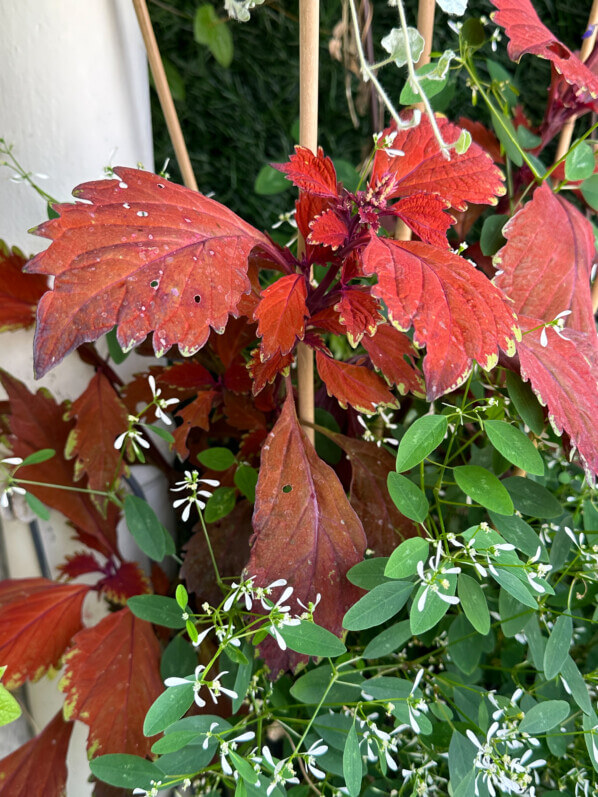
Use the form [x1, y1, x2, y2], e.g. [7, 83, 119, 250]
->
[247, 393, 366, 673]
[26, 167, 269, 377]
[362, 236, 520, 400]
[491, 0, 598, 105]
[316, 351, 400, 414]
[494, 183, 596, 336]
[64, 372, 129, 495]
[362, 324, 425, 396]
[308, 208, 349, 249]
[97, 561, 151, 604]
[0, 578, 89, 689]
[330, 433, 419, 555]
[254, 274, 309, 359]
[0, 371, 119, 556]
[335, 288, 384, 347]
[60, 608, 162, 756]
[515, 318, 598, 476]
[249, 348, 294, 395]
[273, 146, 339, 198]
[57, 552, 103, 580]
[172, 390, 219, 458]
[0, 241, 47, 332]
[392, 194, 453, 248]
[0, 711, 72, 797]
[371, 115, 505, 210]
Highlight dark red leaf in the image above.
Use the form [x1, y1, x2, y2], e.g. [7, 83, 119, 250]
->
[392, 194, 453, 248]
[362, 236, 520, 400]
[247, 392, 366, 673]
[371, 114, 506, 210]
[0, 241, 47, 332]
[0, 711, 72, 797]
[223, 355, 253, 394]
[27, 167, 268, 377]
[172, 390, 219, 459]
[57, 552, 103, 580]
[335, 288, 384, 347]
[0, 578, 89, 688]
[491, 0, 598, 105]
[64, 372, 130, 495]
[96, 561, 151, 604]
[273, 147, 339, 198]
[223, 391, 267, 431]
[309, 306, 347, 337]
[362, 324, 425, 396]
[249, 348, 294, 395]
[494, 182, 597, 336]
[60, 608, 163, 756]
[254, 274, 309, 359]
[308, 208, 349, 249]
[157, 361, 216, 391]
[316, 351, 400, 414]
[457, 117, 503, 163]
[210, 315, 258, 369]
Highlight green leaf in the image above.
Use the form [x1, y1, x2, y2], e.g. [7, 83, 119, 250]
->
[461, 18, 485, 46]
[106, 327, 129, 364]
[457, 573, 490, 635]
[254, 164, 291, 196]
[160, 636, 197, 681]
[313, 713, 353, 750]
[343, 725, 362, 797]
[289, 664, 363, 705]
[395, 415, 447, 472]
[543, 613, 572, 680]
[24, 492, 50, 521]
[314, 407, 342, 465]
[144, 681, 195, 736]
[151, 730, 199, 754]
[204, 486, 236, 523]
[175, 584, 188, 609]
[583, 712, 598, 772]
[231, 641, 254, 713]
[385, 538, 429, 579]
[363, 619, 412, 659]
[343, 581, 413, 631]
[506, 372, 544, 435]
[197, 446, 235, 471]
[277, 620, 346, 658]
[503, 476, 562, 518]
[229, 750, 260, 784]
[499, 588, 532, 637]
[486, 59, 518, 107]
[381, 27, 424, 68]
[410, 573, 457, 635]
[484, 420, 544, 475]
[516, 125, 542, 149]
[581, 173, 598, 210]
[89, 754, 164, 789]
[480, 214, 508, 256]
[193, 4, 233, 68]
[491, 567, 537, 609]
[21, 448, 55, 466]
[453, 465, 514, 515]
[399, 62, 449, 105]
[519, 700, 570, 735]
[346, 557, 390, 590]
[565, 141, 595, 182]
[127, 595, 186, 628]
[124, 495, 169, 562]
[234, 464, 258, 502]
[386, 472, 429, 523]
[561, 655, 593, 715]
[360, 675, 412, 701]
[146, 424, 176, 445]
[0, 683, 21, 726]
[161, 57, 186, 103]
[491, 113, 523, 166]
[488, 511, 547, 559]
[448, 614, 481, 675]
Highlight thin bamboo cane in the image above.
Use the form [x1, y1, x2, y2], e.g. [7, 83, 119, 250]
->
[296, 0, 319, 443]
[132, 0, 199, 191]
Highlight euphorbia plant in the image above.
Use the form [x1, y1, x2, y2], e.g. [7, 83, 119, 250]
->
[1, 0, 598, 795]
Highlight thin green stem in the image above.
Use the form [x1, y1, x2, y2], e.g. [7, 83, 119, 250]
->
[197, 509, 224, 590]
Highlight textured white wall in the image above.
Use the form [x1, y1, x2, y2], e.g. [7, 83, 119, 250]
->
[0, 1, 155, 793]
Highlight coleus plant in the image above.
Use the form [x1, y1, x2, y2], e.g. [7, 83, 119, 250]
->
[0, 0, 597, 793]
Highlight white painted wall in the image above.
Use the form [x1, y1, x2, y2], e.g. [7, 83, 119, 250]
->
[0, 1, 155, 793]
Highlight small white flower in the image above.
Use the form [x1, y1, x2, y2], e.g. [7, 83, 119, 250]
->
[164, 664, 207, 707]
[1, 457, 23, 466]
[133, 780, 161, 796]
[114, 415, 150, 451]
[148, 374, 179, 424]
[304, 739, 328, 779]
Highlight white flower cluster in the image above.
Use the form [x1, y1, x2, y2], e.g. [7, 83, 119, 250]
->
[416, 542, 461, 611]
[170, 470, 219, 522]
[0, 456, 25, 508]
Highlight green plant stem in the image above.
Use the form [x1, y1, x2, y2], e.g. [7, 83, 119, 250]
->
[198, 510, 224, 590]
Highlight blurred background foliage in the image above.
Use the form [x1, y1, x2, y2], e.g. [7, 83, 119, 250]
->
[147, 0, 591, 231]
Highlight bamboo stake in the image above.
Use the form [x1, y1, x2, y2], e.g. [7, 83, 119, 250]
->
[132, 0, 199, 191]
[297, 0, 319, 444]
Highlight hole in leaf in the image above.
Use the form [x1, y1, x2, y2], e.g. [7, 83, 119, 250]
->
[194, 295, 201, 304]
[119, 181, 128, 189]
[282, 484, 292, 493]
[157, 183, 165, 189]
[137, 210, 149, 217]
[150, 280, 159, 288]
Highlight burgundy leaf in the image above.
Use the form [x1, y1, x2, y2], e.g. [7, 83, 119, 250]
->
[0, 241, 47, 332]
[254, 274, 309, 359]
[335, 288, 384, 347]
[362, 324, 425, 396]
[316, 351, 400, 414]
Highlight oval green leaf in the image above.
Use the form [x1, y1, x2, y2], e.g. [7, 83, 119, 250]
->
[21, 448, 55, 466]
[197, 446, 235, 471]
[204, 486, 236, 523]
[519, 700, 570, 735]
[343, 581, 413, 631]
[89, 754, 164, 790]
[453, 465, 514, 515]
[385, 537, 429, 580]
[485, 420, 544, 475]
[127, 595, 186, 628]
[124, 494, 168, 562]
[144, 682, 195, 736]
[395, 415, 448, 472]
[457, 573, 490, 635]
[503, 476, 562, 518]
[543, 613, 572, 681]
[565, 141, 595, 182]
[277, 619, 346, 658]
[387, 472, 429, 523]
[343, 725, 362, 797]
[346, 557, 390, 590]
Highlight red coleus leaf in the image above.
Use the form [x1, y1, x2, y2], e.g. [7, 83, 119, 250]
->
[0, 711, 73, 797]
[156, 361, 216, 391]
[309, 306, 347, 337]
[362, 236, 520, 400]
[223, 355, 253, 394]
[308, 208, 350, 249]
[254, 274, 309, 360]
[330, 433, 419, 556]
[0, 371, 119, 556]
[0, 241, 47, 333]
[60, 608, 163, 756]
[64, 372, 130, 496]
[316, 351, 400, 414]
[273, 146, 339, 198]
[457, 117, 503, 163]
[26, 167, 269, 377]
[0, 578, 89, 688]
[491, 0, 598, 105]
[515, 318, 598, 476]
[392, 194, 453, 248]
[247, 392, 366, 673]
[362, 324, 425, 396]
[223, 391, 267, 431]
[172, 390, 219, 459]
[335, 288, 384, 347]
[248, 348, 294, 395]
[96, 561, 151, 604]
[371, 114, 505, 210]
[210, 315, 258, 369]
[494, 182, 597, 336]
[57, 551, 103, 580]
